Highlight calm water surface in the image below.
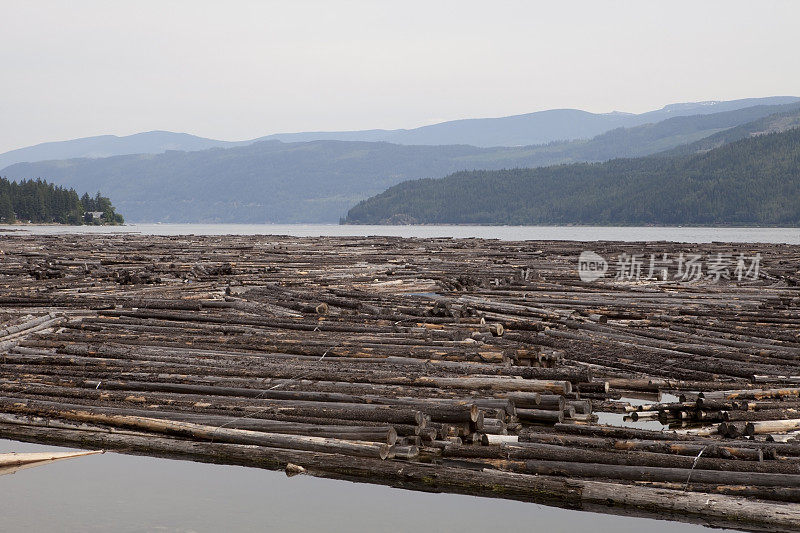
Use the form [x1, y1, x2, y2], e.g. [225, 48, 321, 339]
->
[0, 439, 734, 533]
[0, 223, 798, 243]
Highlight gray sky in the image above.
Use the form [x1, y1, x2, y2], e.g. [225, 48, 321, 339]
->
[1, 0, 798, 153]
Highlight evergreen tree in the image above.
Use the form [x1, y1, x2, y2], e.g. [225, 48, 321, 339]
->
[0, 191, 15, 222]
[0, 176, 124, 225]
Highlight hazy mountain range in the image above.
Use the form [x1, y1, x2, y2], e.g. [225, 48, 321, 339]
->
[2, 96, 797, 170]
[0, 132, 249, 171]
[259, 97, 800, 147]
[2, 96, 798, 224]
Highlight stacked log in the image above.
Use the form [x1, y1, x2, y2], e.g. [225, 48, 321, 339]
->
[0, 233, 799, 530]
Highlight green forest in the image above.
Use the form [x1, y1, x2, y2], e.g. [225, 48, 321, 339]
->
[344, 127, 800, 226]
[0, 177, 124, 225]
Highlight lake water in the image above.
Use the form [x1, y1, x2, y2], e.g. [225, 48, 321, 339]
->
[0, 439, 734, 533]
[0, 223, 798, 243]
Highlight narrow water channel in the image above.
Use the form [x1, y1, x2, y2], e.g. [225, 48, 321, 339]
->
[0, 439, 736, 533]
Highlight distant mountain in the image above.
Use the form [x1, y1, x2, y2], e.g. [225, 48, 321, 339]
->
[2, 97, 797, 169]
[257, 96, 800, 147]
[259, 109, 637, 147]
[344, 126, 800, 226]
[0, 131, 247, 169]
[471, 101, 800, 165]
[660, 106, 800, 157]
[4, 102, 799, 224]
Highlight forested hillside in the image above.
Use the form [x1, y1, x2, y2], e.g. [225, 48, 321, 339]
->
[567, 102, 800, 160]
[0, 177, 123, 224]
[661, 107, 800, 157]
[344, 127, 800, 226]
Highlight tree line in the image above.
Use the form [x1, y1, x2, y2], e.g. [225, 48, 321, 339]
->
[0, 177, 123, 225]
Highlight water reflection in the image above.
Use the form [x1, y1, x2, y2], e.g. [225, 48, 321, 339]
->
[0, 439, 735, 533]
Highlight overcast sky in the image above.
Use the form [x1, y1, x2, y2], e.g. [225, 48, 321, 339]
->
[1, 0, 798, 153]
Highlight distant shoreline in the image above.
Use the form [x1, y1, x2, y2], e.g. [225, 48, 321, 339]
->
[1, 221, 124, 227]
[339, 222, 800, 228]
[4, 221, 798, 229]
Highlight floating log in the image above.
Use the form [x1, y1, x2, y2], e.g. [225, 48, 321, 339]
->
[0, 449, 104, 476]
[524, 460, 800, 487]
[2, 233, 799, 529]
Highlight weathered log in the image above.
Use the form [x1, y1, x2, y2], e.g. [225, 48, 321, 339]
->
[503, 442, 793, 473]
[0, 400, 390, 459]
[519, 431, 765, 461]
[747, 419, 800, 435]
[516, 408, 564, 424]
[524, 459, 800, 487]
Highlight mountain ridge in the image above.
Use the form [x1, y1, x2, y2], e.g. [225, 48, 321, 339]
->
[256, 97, 800, 147]
[2, 96, 796, 169]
